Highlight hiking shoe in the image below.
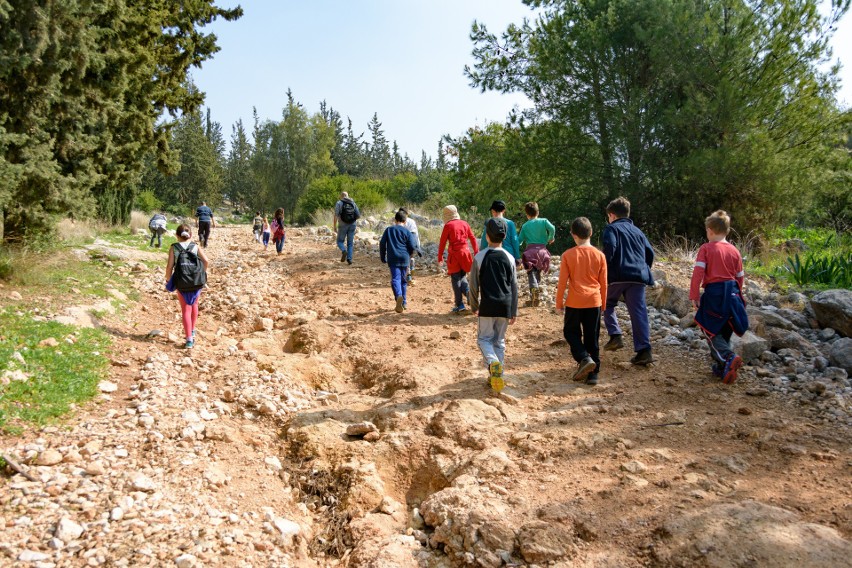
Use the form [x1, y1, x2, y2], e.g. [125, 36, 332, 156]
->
[585, 373, 598, 386]
[722, 354, 743, 385]
[347, 258, 352, 265]
[340, 251, 347, 262]
[451, 304, 467, 314]
[630, 349, 654, 366]
[711, 361, 724, 378]
[531, 288, 540, 307]
[395, 296, 405, 313]
[604, 335, 624, 351]
[185, 340, 194, 349]
[489, 361, 504, 393]
[573, 357, 596, 381]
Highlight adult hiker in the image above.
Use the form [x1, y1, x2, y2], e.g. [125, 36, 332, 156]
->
[164, 224, 209, 349]
[252, 211, 264, 244]
[334, 191, 361, 265]
[271, 208, 286, 255]
[195, 201, 215, 248]
[438, 204, 478, 313]
[479, 200, 521, 266]
[148, 211, 168, 248]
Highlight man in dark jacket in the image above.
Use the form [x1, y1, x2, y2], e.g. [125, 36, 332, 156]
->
[601, 197, 656, 365]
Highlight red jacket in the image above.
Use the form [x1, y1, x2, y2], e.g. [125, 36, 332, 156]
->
[438, 219, 478, 274]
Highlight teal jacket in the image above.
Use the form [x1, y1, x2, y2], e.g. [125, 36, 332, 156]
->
[480, 218, 520, 261]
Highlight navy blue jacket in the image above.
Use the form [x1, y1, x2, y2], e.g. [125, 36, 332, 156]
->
[195, 206, 213, 223]
[695, 280, 749, 337]
[602, 218, 655, 285]
[380, 224, 415, 267]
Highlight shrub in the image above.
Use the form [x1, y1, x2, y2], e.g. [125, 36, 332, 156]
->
[784, 251, 852, 288]
[134, 190, 162, 214]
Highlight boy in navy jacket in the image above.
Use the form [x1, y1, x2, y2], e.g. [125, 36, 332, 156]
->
[380, 210, 416, 313]
[601, 197, 656, 366]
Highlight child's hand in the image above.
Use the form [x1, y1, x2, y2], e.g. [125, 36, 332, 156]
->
[509, 317, 516, 325]
[691, 300, 699, 311]
[556, 307, 564, 315]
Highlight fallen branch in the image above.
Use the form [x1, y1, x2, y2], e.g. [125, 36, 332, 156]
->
[641, 421, 685, 429]
[1, 453, 39, 482]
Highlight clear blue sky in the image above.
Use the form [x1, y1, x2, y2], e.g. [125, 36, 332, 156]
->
[192, 1, 852, 159]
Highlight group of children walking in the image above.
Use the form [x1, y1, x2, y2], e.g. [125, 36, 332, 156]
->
[377, 197, 748, 393]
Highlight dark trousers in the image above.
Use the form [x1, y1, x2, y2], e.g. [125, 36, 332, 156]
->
[603, 282, 651, 352]
[563, 306, 601, 373]
[451, 270, 469, 307]
[198, 221, 211, 247]
[703, 325, 734, 364]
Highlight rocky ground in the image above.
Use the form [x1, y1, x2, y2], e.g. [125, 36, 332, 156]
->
[1, 223, 851, 567]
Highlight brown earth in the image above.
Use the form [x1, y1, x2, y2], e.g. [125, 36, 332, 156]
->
[1, 225, 850, 567]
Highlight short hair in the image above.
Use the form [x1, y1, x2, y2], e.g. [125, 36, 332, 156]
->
[524, 202, 539, 217]
[176, 223, 191, 239]
[571, 217, 592, 239]
[395, 210, 407, 223]
[705, 210, 731, 235]
[200, 201, 206, 206]
[606, 197, 630, 218]
[255, 211, 260, 216]
[340, 191, 349, 199]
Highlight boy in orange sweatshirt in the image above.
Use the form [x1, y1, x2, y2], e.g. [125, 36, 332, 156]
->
[555, 217, 608, 385]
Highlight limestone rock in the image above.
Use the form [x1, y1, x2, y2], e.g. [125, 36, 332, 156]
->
[652, 501, 852, 567]
[811, 289, 852, 337]
[428, 399, 506, 450]
[829, 338, 852, 373]
[732, 331, 770, 363]
[35, 449, 63, 466]
[55, 517, 85, 541]
[346, 421, 379, 437]
[647, 284, 692, 317]
[518, 520, 574, 564]
[98, 380, 118, 393]
[38, 337, 60, 347]
[127, 471, 157, 492]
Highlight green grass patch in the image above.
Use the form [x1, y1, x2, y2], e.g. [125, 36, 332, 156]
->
[0, 309, 111, 434]
[99, 226, 178, 254]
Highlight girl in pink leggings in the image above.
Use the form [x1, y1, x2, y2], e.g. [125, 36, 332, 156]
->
[165, 224, 209, 349]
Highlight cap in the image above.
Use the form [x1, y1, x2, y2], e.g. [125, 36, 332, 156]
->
[485, 217, 507, 242]
[489, 200, 506, 212]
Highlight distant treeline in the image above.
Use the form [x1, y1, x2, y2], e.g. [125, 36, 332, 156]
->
[2, 0, 850, 243]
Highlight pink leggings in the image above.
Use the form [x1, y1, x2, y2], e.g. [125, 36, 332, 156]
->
[177, 293, 200, 340]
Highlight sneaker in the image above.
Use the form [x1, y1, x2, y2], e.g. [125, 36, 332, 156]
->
[573, 357, 596, 381]
[340, 251, 347, 262]
[603, 335, 624, 351]
[185, 340, 194, 349]
[489, 361, 504, 393]
[711, 362, 724, 378]
[347, 258, 352, 265]
[585, 373, 598, 386]
[531, 287, 540, 307]
[451, 304, 467, 314]
[722, 354, 743, 385]
[630, 349, 654, 366]
[395, 296, 404, 313]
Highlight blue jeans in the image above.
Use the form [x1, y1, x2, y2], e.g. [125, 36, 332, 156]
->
[275, 235, 285, 254]
[603, 282, 651, 352]
[262, 232, 270, 247]
[389, 265, 408, 304]
[451, 271, 469, 307]
[337, 223, 356, 262]
[477, 317, 509, 368]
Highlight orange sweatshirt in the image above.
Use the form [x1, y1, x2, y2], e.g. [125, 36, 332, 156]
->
[555, 245, 608, 309]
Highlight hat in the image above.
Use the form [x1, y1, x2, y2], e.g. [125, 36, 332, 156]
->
[489, 200, 506, 212]
[485, 217, 507, 243]
[443, 205, 460, 223]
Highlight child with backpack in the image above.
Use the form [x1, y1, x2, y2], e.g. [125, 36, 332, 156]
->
[271, 208, 286, 255]
[252, 211, 264, 244]
[165, 224, 209, 349]
[519, 202, 556, 307]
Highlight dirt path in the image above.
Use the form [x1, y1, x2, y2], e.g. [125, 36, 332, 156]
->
[2, 225, 850, 567]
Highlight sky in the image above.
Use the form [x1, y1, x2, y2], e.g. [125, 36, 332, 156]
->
[192, 1, 852, 160]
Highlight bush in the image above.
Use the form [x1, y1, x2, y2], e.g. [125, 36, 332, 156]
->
[134, 190, 162, 214]
[784, 251, 852, 288]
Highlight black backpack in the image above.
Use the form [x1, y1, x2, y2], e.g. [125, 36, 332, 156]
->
[340, 199, 359, 224]
[172, 243, 207, 292]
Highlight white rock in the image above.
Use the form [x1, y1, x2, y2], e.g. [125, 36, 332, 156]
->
[127, 472, 157, 492]
[174, 553, 198, 568]
[98, 381, 118, 393]
[110, 507, 124, 521]
[18, 550, 50, 562]
[55, 517, 85, 541]
[199, 409, 218, 421]
[273, 517, 300, 538]
[264, 456, 283, 471]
